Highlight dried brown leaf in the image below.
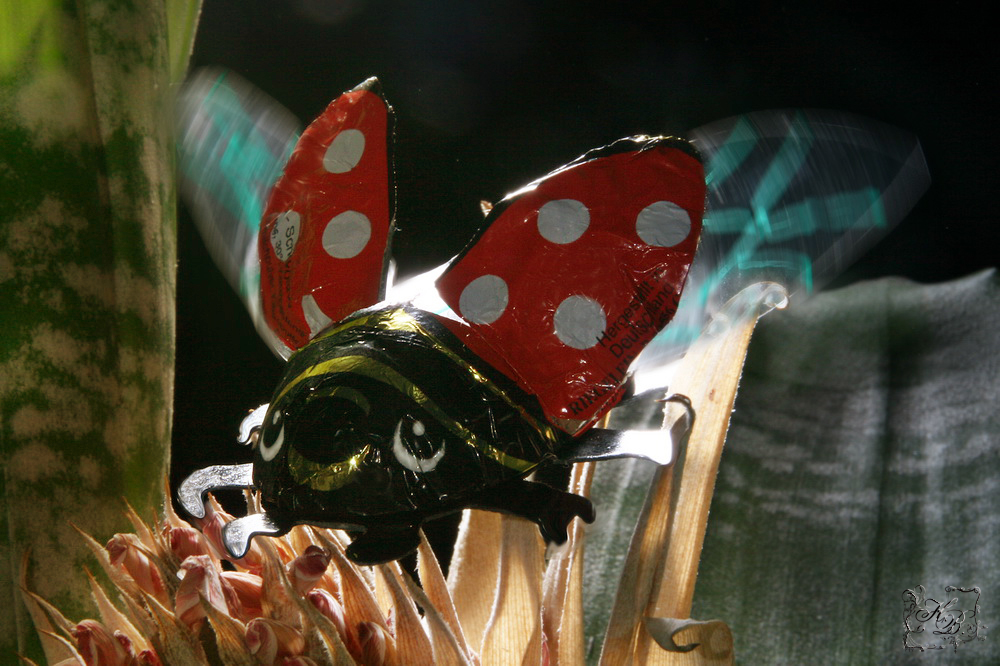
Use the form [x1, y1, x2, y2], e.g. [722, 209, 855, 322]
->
[72, 524, 144, 604]
[161, 475, 190, 531]
[446, 509, 502, 651]
[20, 587, 76, 639]
[600, 284, 776, 664]
[416, 532, 471, 658]
[84, 568, 152, 655]
[542, 461, 593, 665]
[480, 516, 545, 665]
[33, 630, 84, 665]
[19, 557, 79, 666]
[123, 498, 160, 555]
[118, 587, 158, 640]
[256, 537, 303, 626]
[141, 588, 211, 665]
[203, 601, 254, 666]
[373, 564, 395, 622]
[379, 563, 434, 665]
[400, 568, 473, 666]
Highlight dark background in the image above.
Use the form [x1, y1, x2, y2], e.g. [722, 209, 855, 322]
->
[171, 1, 997, 507]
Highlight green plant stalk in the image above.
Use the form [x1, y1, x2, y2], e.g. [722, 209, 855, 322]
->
[0, 0, 199, 660]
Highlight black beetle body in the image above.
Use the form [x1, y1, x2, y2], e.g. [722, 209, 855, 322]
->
[250, 304, 593, 562]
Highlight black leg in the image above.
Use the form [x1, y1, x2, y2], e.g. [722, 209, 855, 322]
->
[345, 523, 422, 565]
[470, 479, 595, 544]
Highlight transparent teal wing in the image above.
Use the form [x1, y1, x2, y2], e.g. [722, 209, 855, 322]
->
[176, 68, 301, 357]
[633, 109, 930, 384]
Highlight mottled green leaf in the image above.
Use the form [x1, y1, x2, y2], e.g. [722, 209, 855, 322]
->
[0, 0, 200, 661]
[585, 270, 1000, 664]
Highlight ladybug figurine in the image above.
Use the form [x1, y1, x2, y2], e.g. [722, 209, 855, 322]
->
[178, 74, 702, 564]
[176, 71, 928, 564]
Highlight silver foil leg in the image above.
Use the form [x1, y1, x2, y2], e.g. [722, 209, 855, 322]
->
[237, 404, 269, 446]
[177, 463, 255, 519]
[222, 512, 286, 559]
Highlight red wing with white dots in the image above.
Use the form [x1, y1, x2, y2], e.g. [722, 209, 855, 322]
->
[436, 138, 706, 427]
[259, 78, 393, 352]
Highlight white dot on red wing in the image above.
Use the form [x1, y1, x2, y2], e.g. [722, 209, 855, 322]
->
[301, 294, 334, 338]
[322, 211, 371, 259]
[636, 201, 691, 247]
[537, 199, 590, 244]
[270, 210, 300, 262]
[554, 295, 606, 350]
[459, 275, 508, 325]
[323, 129, 365, 173]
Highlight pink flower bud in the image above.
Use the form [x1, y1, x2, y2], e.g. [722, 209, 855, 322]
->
[71, 619, 129, 666]
[169, 526, 209, 561]
[175, 555, 228, 631]
[113, 631, 135, 658]
[220, 570, 264, 621]
[245, 618, 305, 664]
[307, 589, 353, 652]
[106, 533, 167, 603]
[287, 546, 330, 595]
[138, 649, 162, 666]
[357, 621, 390, 666]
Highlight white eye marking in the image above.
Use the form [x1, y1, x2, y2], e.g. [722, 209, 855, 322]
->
[392, 419, 445, 472]
[260, 424, 285, 462]
[412, 420, 425, 436]
[272, 411, 281, 424]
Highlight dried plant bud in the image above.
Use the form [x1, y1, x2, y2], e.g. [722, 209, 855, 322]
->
[169, 526, 210, 561]
[307, 588, 354, 652]
[287, 545, 330, 595]
[72, 619, 130, 666]
[176, 554, 229, 631]
[113, 630, 136, 658]
[357, 621, 391, 666]
[138, 649, 162, 666]
[106, 533, 168, 603]
[198, 510, 230, 556]
[221, 570, 264, 621]
[245, 617, 306, 664]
